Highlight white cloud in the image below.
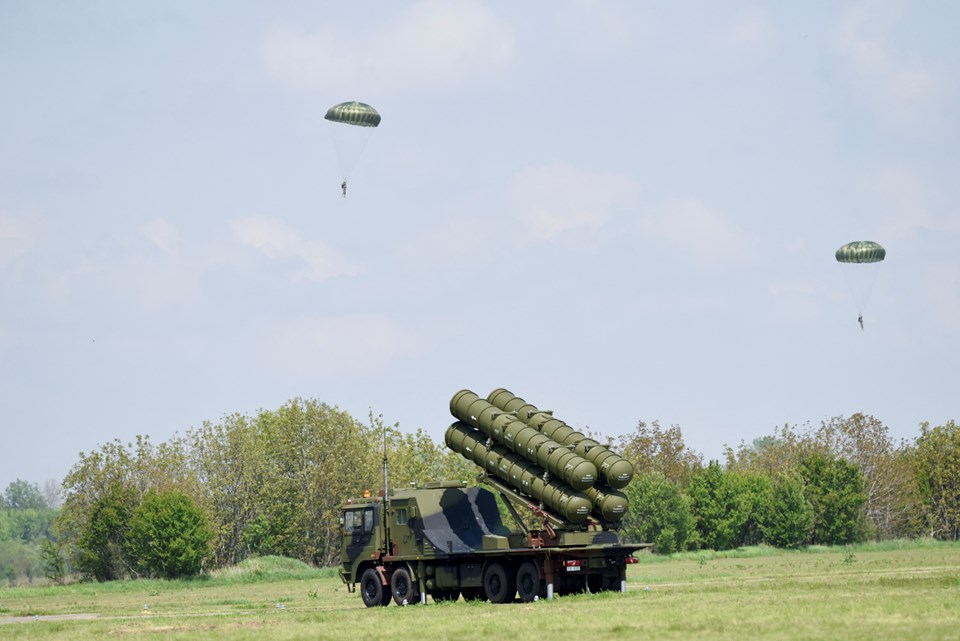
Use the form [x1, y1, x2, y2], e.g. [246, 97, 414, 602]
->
[139, 219, 181, 254]
[0, 210, 37, 267]
[552, 0, 640, 56]
[511, 163, 638, 241]
[833, 1, 954, 140]
[264, 315, 420, 374]
[261, 0, 515, 92]
[232, 215, 358, 283]
[715, 5, 779, 59]
[642, 199, 746, 263]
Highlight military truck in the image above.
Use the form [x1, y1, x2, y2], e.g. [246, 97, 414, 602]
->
[338, 388, 648, 606]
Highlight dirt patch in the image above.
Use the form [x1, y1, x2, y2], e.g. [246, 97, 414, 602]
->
[0, 613, 99, 625]
[107, 619, 276, 635]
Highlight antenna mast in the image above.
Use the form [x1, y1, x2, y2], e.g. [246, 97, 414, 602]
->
[381, 417, 390, 552]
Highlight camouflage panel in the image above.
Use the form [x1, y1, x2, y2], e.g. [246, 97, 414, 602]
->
[396, 485, 511, 555]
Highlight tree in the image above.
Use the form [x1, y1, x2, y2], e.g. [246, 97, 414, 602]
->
[73, 482, 136, 581]
[724, 424, 827, 477]
[688, 462, 769, 550]
[816, 414, 922, 539]
[619, 420, 703, 487]
[186, 414, 260, 567]
[913, 421, 960, 540]
[799, 455, 866, 545]
[622, 471, 697, 553]
[758, 472, 814, 548]
[0, 540, 38, 586]
[126, 491, 212, 579]
[4, 479, 48, 510]
[39, 538, 67, 585]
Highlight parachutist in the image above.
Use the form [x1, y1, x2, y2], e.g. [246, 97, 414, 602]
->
[858, 314, 864, 330]
[341, 180, 347, 198]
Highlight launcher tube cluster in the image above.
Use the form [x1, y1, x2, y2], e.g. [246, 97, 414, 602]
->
[447, 388, 632, 525]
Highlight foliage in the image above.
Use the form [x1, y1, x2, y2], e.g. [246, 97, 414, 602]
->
[816, 414, 923, 539]
[758, 472, 814, 548]
[38, 538, 66, 584]
[621, 471, 697, 553]
[45, 395, 960, 580]
[688, 462, 771, 550]
[0, 508, 57, 545]
[799, 454, 867, 545]
[4, 479, 49, 510]
[125, 490, 212, 579]
[73, 482, 137, 581]
[0, 539, 40, 586]
[618, 420, 703, 487]
[913, 420, 960, 540]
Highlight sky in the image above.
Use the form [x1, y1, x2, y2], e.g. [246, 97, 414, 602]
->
[1, 1, 958, 491]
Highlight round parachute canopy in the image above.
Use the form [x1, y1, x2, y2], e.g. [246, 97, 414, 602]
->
[835, 241, 886, 264]
[324, 101, 381, 128]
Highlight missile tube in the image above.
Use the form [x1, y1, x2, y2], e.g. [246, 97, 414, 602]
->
[486, 388, 634, 489]
[445, 422, 592, 523]
[450, 389, 597, 491]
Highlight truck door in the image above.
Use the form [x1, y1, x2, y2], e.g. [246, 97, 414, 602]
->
[341, 507, 376, 576]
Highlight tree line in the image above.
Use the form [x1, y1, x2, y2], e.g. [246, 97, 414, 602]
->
[6, 400, 959, 584]
[618, 415, 960, 552]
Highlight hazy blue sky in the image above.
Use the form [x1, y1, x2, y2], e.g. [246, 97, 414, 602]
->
[2, 1, 958, 490]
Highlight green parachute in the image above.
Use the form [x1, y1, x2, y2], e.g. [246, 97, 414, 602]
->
[324, 101, 382, 128]
[835, 240, 886, 264]
[324, 101, 381, 195]
[836, 241, 886, 327]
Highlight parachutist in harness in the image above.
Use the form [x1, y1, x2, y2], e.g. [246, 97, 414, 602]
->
[341, 180, 347, 198]
[858, 314, 864, 331]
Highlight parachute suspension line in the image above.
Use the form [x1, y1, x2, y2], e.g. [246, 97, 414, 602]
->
[835, 240, 885, 321]
[329, 125, 374, 183]
[839, 264, 881, 315]
[324, 100, 380, 187]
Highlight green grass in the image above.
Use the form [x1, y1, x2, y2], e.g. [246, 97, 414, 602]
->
[1, 542, 958, 640]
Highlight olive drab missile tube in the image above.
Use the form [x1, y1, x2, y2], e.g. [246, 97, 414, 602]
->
[486, 388, 634, 489]
[445, 423, 593, 523]
[447, 389, 631, 525]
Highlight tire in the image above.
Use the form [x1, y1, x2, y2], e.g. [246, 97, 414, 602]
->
[390, 567, 419, 606]
[360, 568, 391, 607]
[483, 562, 516, 604]
[461, 586, 486, 602]
[516, 561, 541, 602]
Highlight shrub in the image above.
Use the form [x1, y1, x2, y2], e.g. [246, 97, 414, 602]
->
[125, 491, 212, 579]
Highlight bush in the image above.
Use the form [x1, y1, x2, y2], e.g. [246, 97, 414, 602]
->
[759, 472, 814, 548]
[622, 471, 697, 553]
[125, 491, 212, 579]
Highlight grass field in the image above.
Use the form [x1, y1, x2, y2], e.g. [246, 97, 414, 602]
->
[1, 541, 958, 640]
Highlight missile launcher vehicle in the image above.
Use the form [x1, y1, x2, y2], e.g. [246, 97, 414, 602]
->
[338, 388, 649, 606]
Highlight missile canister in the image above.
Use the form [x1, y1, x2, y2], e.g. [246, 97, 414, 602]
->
[582, 485, 628, 523]
[445, 422, 593, 523]
[486, 388, 634, 489]
[450, 390, 597, 491]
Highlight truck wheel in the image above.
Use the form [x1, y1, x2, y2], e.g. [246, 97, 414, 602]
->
[390, 568, 419, 606]
[360, 568, 390, 607]
[483, 562, 516, 604]
[516, 561, 541, 602]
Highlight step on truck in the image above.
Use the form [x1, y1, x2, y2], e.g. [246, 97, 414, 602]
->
[338, 388, 650, 605]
